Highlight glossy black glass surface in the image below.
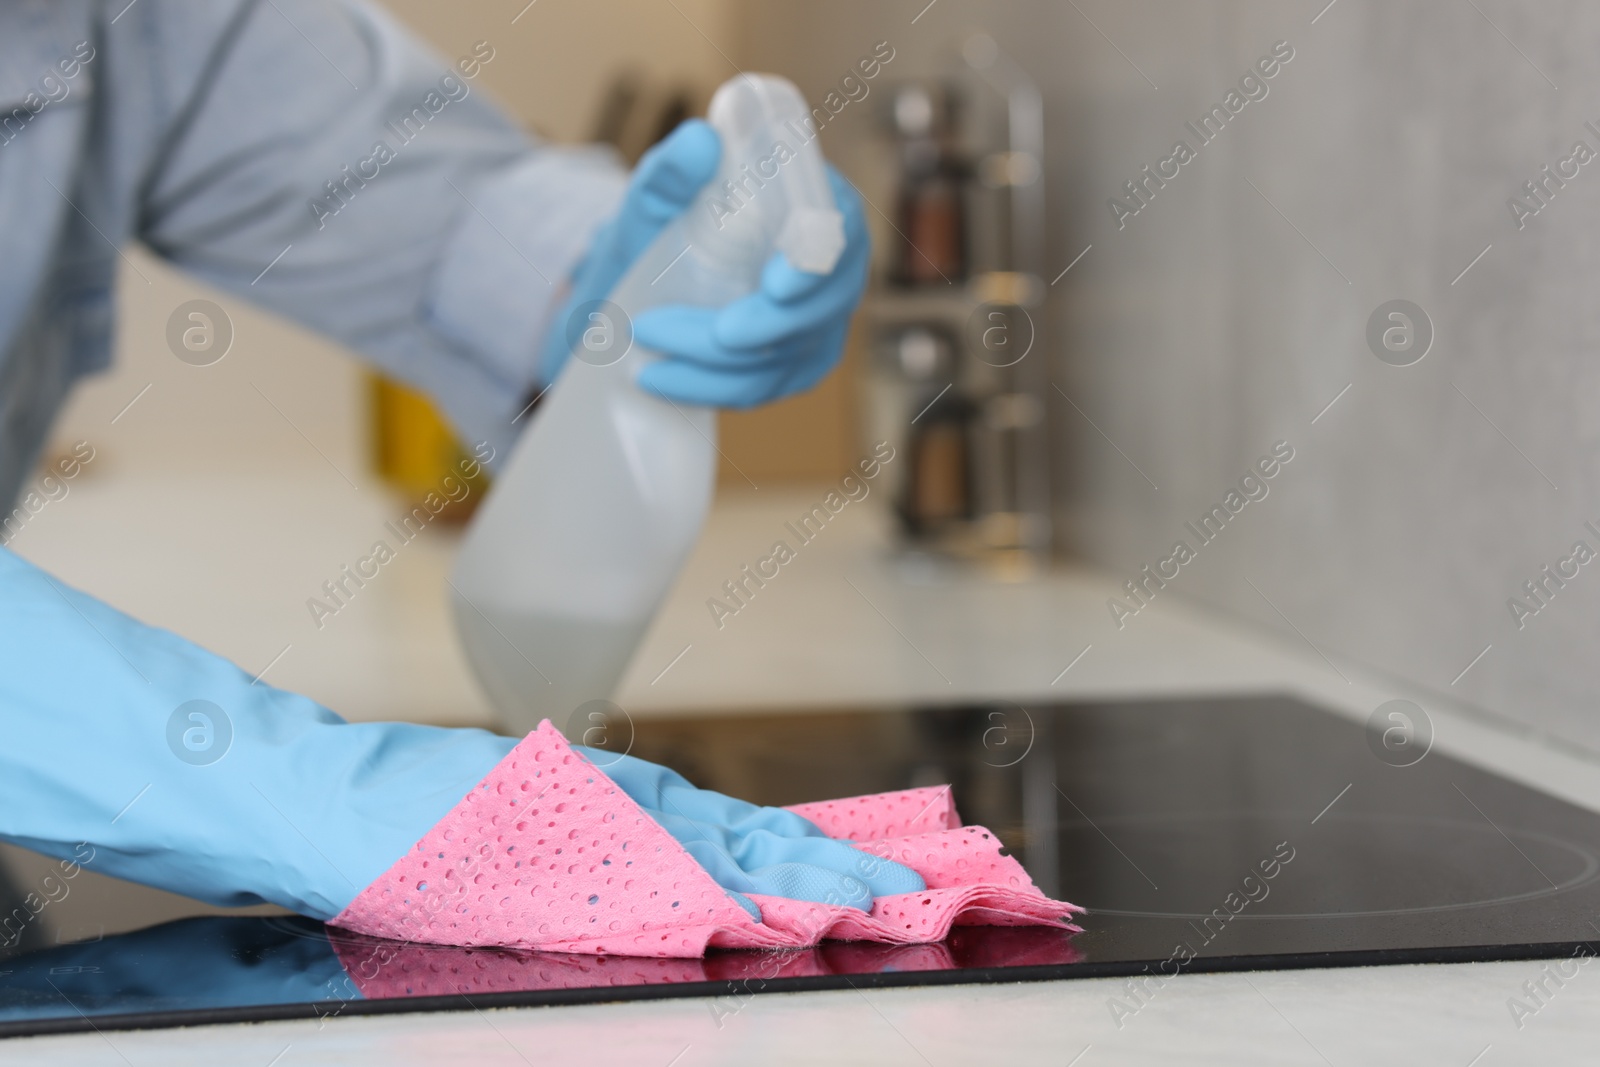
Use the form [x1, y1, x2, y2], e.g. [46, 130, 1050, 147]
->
[4, 694, 1598, 1037]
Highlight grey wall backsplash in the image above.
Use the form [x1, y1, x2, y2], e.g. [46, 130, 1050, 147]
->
[740, 1, 1600, 752]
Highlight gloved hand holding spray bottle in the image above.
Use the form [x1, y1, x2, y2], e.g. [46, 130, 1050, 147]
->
[451, 74, 851, 730]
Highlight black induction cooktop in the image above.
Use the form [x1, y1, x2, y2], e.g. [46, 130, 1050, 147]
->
[4, 693, 1600, 1038]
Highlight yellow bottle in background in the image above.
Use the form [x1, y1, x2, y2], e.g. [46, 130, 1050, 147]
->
[367, 372, 489, 523]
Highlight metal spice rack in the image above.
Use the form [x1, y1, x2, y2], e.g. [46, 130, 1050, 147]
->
[861, 34, 1051, 577]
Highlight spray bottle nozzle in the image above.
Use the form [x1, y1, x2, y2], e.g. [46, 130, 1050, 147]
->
[779, 207, 847, 274]
[707, 74, 846, 276]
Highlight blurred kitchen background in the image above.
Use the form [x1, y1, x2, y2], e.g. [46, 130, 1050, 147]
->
[19, 0, 1600, 762]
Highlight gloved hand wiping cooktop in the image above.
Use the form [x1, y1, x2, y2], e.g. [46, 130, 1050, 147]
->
[0, 547, 1077, 956]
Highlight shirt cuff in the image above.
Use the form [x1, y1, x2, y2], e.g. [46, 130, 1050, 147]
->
[423, 146, 626, 443]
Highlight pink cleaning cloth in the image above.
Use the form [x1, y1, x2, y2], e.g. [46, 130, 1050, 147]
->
[329, 721, 1081, 958]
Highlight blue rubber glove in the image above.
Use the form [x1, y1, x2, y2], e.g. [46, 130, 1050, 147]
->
[0, 547, 918, 926]
[633, 166, 868, 409]
[537, 120, 721, 388]
[0, 546, 519, 921]
[539, 120, 869, 409]
[575, 746, 924, 921]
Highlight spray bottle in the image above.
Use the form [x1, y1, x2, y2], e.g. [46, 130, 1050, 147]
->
[450, 74, 845, 735]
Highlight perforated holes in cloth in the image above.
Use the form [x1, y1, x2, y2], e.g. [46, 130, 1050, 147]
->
[329, 721, 1082, 958]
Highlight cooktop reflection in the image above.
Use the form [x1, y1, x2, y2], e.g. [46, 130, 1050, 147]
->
[5, 693, 1600, 1038]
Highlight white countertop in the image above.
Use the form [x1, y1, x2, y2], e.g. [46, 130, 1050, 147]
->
[0, 960, 1577, 1067]
[8, 471, 1600, 1065]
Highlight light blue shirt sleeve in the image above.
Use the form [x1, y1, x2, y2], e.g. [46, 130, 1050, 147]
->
[128, 0, 626, 456]
[0, 1, 612, 925]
